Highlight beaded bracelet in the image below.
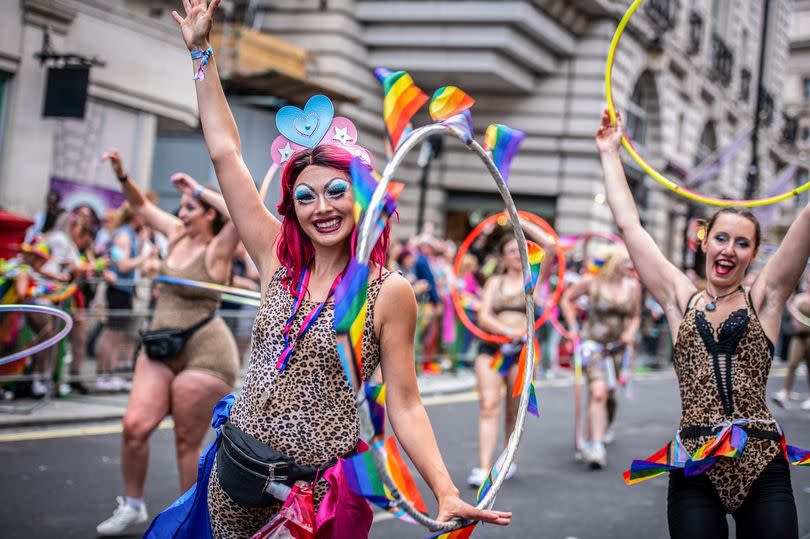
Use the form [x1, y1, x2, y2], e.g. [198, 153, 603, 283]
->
[191, 47, 214, 81]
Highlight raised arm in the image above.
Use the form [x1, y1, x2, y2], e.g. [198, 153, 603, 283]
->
[376, 274, 510, 526]
[172, 0, 280, 275]
[596, 110, 694, 316]
[751, 203, 810, 334]
[103, 149, 184, 242]
[171, 172, 241, 276]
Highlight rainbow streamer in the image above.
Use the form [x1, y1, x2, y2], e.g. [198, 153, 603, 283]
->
[365, 383, 386, 438]
[476, 450, 507, 504]
[375, 68, 429, 151]
[489, 350, 515, 375]
[424, 522, 477, 539]
[385, 436, 428, 514]
[524, 241, 545, 294]
[527, 381, 539, 417]
[429, 86, 475, 121]
[483, 124, 525, 185]
[439, 110, 474, 144]
[351, 157, 403, 248]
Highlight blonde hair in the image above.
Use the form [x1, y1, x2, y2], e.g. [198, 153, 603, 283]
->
[594, 245, 629, 283]
[458, 253, 478, 275]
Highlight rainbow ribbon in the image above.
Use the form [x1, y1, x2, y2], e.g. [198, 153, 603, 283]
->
[524, 241, 545, 294]
[333, 258, 369, 382]
[489, 348, 519, 375]
[375, 68, 429, 151]
[483, 124, 525, 185]
[351, 158, 403, 246]
[343, 445, 390, 507]
[365, 383, 386, 439]
[424, 522, 477, 539]
[385, 436, 428, 514]
[429, 86, 475, 121]
[625, 420, 810, 485]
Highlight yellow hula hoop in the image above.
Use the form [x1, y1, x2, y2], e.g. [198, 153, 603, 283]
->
[605, 0, 810, 207]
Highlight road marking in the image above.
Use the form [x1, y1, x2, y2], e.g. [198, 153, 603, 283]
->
[0, 419, 174, 443]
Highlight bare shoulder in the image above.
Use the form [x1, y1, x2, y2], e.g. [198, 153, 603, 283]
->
[377, 271, 416, 305]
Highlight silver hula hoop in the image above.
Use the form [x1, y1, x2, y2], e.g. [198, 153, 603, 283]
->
[354, 123, 538, 531]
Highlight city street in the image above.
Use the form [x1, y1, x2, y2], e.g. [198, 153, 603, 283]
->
[0, 372, 808, 539]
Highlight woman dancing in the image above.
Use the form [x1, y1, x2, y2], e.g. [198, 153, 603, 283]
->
[96, 150, 240, 536]
[597, 109, 803, 538]
[157, 1, 511, 536]
[560, 245, 640, 469]
[467, 224, 555, 488]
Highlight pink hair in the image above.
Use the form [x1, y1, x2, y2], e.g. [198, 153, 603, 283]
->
[275, 144, 391, 294]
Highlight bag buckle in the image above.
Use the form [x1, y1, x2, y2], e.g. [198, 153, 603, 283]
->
[267, 462, 288, 482]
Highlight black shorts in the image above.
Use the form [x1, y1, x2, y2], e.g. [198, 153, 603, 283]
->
[105, 286, 134, 330]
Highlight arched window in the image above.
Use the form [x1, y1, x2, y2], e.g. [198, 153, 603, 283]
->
[695, 121, 718, 166]
[624, 71, 661, 222]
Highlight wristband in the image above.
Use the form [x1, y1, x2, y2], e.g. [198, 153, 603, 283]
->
[192, 184, 204, 199]
[191, 47, 214, 81]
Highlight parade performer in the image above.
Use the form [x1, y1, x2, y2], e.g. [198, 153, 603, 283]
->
[468, 223, 555, 487]
[597, 110, 808, 538]
[95, 150, 240, 536]
[772, 271, 810, 411]
[560, 246, 640, 469]
[146, 1, 511, 537]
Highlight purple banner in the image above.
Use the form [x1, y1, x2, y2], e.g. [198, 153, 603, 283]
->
[49, 177, 126, 218]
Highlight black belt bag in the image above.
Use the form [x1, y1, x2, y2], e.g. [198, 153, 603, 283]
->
[139, 313, 214, 360]
[216, 422, 336, 507]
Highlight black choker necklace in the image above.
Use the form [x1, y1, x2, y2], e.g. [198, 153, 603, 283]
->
[704, 286, 741, 312]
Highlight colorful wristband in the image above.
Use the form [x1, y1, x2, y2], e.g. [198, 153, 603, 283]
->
[191, 47, 213, 81]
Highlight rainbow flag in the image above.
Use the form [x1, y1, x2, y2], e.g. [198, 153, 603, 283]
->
[375, 68, 429, 151]
[350, 157, 403, 248]
[424, 522, 477, 539]
[527, 381, 539, 417]
[785, 443, 810, 466]
[483, 123, 525, 185]
[476, 449, 507, 503]
[343, 449, 390, 507]
[385, 436, 428, 514]
[439, 110, 474, 144]
[366, 383, 386, 438]
[429, 86, 474, 121]
[524, 241, 545, 294]
[333, 258, 370, 379]
[489, 350, 513, 375]
[512, 340, 540, 398]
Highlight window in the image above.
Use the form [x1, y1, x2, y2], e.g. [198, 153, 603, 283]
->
[803, 77, 810, 101]
[711, 0, 729, 35]
[695, 122, 718, 167]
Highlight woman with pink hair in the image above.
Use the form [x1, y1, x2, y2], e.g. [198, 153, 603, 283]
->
[149, 1, 512, 537]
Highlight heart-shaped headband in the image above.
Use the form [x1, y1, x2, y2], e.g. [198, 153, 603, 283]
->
[270, 95, 373, 167]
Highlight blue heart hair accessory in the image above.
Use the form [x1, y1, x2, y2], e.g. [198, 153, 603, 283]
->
[270, 95, 372, 166]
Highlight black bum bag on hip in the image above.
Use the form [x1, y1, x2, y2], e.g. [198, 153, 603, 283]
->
[139, 313, 214, 360]
[216, 422, 338, 507]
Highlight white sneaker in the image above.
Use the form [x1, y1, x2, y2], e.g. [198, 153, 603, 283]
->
[801, 398, 810, 411]
[467, 467, 487, 488]
[604, 425, 616, 445]
[109, 376, 128, 392]
[575, 440, 591, 463]
[31, 378, 49, 397]
[771, 390, 789, 409]
[96, 377, 116, 392]
[586, 442, 607, 470]
[504, 463, 517, 480]
[58, 383, 72, 397]
[96, 496, 148, 536]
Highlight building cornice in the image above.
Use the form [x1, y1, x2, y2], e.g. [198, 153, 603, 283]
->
[22, 0, 76, 34]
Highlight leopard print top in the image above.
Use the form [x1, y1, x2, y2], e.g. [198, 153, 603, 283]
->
[673, 291, 780, 511]
[207, 267, 390, 537]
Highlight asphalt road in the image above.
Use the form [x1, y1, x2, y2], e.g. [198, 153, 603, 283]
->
[0, 373, 808, 539]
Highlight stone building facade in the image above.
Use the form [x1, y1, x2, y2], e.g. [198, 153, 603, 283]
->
[254, 0, 795, 266]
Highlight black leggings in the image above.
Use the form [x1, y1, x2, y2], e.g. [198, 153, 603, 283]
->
[667, 456, 798, 539]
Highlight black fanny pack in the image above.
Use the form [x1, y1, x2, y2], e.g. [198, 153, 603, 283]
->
[216, 422, 337, 507]
[139, 313, 214, 360]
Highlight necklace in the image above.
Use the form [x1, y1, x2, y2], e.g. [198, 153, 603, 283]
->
[704, 286, 742, 312]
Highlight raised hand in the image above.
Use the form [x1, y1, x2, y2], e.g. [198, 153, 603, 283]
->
[171, 172, 200, 197]
[102, 149, 126, 179]
[596, 109, 623, 155]
[172, 0, 221, 52]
